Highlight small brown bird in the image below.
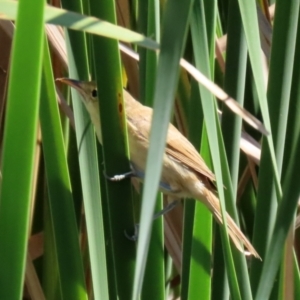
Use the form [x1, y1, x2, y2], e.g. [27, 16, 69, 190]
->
[58, 78, 260, 259]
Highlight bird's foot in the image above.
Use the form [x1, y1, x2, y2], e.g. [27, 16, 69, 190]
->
[103, 170, 135, 181]
[124, 224, 139, 241]
[104, 162, 140, 181]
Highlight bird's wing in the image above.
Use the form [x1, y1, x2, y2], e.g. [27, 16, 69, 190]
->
[124, 91, 215, 182]
[165, 123, 215, 182]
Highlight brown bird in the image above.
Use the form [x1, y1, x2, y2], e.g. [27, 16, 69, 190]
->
[57, 78, 260, 259]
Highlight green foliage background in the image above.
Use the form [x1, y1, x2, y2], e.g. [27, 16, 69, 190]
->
[0, 0, 300, 299]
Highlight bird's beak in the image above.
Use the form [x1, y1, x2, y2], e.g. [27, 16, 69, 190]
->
[56, 78, 82, 90]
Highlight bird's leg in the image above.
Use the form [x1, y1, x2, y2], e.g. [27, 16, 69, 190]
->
[125, 200, 179, 241]
[153, 200, 179, 220]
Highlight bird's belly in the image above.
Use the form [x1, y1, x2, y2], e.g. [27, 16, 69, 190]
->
[159, 154, 201, 198]
[128, 136, 199, 199]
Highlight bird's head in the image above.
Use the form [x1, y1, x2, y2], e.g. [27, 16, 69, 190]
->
[57, 78, 102, 142]
[57, 78, 98, 105]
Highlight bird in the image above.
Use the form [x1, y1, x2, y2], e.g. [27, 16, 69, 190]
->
[57, 78, 260, 259]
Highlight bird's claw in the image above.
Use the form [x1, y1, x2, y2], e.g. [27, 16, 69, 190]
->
[124, 224, 139, 241]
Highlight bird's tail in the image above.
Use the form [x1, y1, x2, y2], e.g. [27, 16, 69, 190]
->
[201, 187, 261, 260]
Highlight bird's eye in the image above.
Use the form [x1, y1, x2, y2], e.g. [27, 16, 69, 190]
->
[92, 89, 97, 98]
